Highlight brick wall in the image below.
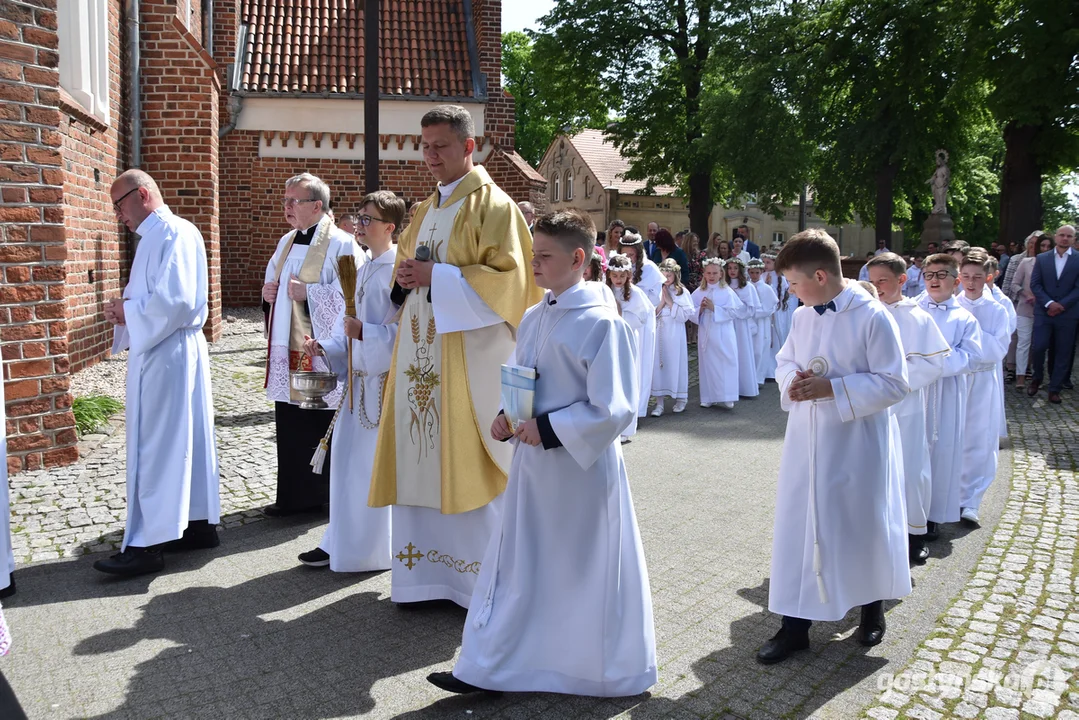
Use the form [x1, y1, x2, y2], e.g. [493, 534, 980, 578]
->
[140, 0, 222, 340]
[61, 0, 130, 372]
[0, 0, 78, 472]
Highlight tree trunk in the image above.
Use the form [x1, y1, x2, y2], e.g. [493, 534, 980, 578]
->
[998, 122, 1043, 246]
[875, 162, 898, 246]
[688, 170, 711, 241]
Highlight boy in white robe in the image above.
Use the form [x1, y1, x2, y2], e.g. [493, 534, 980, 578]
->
[429, 209, 656, 697]
[748, 259, 780, 384]
[956, 249, 1010, 527]
[299, 192, 403, 571]
[725, 258, 761, 397]
[96, 169, 220, 576]
[916, 254, 984, 538]
[691, 259, 743, 408]
[608, 253, 657, 440]
[650, 258, 695, 416]
[984, 257, 1015, 441]
[867, 253, 951, 564]
[760, 229, 910, 665]
[903, 254, 926, 297]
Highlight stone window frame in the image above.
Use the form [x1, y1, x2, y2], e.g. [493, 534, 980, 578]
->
[563, 170, 573, 201]
[551, 174, 561, 202]
[57, 0, 111, 125]
[773, 231, 785, 245]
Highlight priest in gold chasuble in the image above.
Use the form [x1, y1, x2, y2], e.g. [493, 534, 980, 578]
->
[370, 106, 542, 608]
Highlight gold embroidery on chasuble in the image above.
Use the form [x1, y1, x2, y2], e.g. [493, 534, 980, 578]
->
[394, 541, 481, 575]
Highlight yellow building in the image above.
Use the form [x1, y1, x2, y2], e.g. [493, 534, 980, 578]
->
[537, 130, 902, 256]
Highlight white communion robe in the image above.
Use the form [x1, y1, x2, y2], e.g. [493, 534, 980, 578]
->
[614, 284, 656, 433]
[765, 272, 796, 372]
[883, 298, 950, 536]
[454, 282, 657, 696]
[771, 283, 911, 621]
[650, 286, 694, 400]
[111, 206, 219, 550]
[315, 247, 397, 572]
[957, 293, 1010, 512]
[690, 282, 744, 405]
[264, 216, 354, 405]
[751, 279, 779, 383]
[595, 280, 620, 314]
[728, 280, 761, 397]
[916, 294, 984, 524]
[0, 369, 14, 591]
[637, 259, 664, 308]
[986, 283, 1015, 440]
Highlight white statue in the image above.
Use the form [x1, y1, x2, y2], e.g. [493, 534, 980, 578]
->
[928, 149, 950, 215]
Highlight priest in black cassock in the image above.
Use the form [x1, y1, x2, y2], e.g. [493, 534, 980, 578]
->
[262, 173, 356, 515]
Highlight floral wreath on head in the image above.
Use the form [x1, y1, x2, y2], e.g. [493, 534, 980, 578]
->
[607, 252, 632, 271]
[701, 257, 725, 268]
[747, 258, 765, 270]
[761, 253, 777, 261]
[725, 256, 747, 268]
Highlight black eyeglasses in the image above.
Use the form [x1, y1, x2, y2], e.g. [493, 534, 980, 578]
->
[924, 270, 956, 281]
[113, 187, 139, 212]
[358, 214, 389, 227]
[281, 198, 319, 208]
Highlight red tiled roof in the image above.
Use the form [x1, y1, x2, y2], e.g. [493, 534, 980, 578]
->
[569, 129, 678, 196]
[239, 1, 476, 97]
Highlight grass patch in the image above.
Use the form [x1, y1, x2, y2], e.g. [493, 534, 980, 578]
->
[72, 395, 124, 437]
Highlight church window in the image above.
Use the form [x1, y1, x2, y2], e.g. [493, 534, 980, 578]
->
[773, 232, 785, 245]
[58, 0, 111, 123]
[552, 175, 561, 203]
[563, 170, 573, 201]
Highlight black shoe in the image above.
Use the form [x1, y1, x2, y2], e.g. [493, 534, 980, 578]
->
[426, 672, 498, 695]
[263, 503, 322, 517]
[0, 574, 14, 599]
[908, 534, 929, 565]
[756, 627, 810, 664]
[857, 601, 886, 646]
[299, 548, 331, 567]
[161, 521, 220, 552]
[92, 547, 164, 577]
[924, 521, 940, 541]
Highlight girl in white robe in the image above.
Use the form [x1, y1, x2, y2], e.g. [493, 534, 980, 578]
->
[748, 260, 779, 384]
[724, 259, 761, 397]
[585, 249, 620, 314]
[452, 281, 656, 697]
[650, 258, 695, 416]
[608, 253, 656, 439]
[617, 232, 664, 307]
[301, 195, 401, 572]
[690, 259, 743, 408]
[917, 269, 984, 528]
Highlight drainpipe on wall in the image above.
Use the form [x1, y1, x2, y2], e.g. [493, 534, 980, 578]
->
[202, 0, 213, 56]
[219, 95, 243, 138]
[125, 0, 140, 167]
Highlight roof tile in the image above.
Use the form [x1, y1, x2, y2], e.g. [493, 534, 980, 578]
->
[568, 129, 678, 196]
[240, 0, 474, 98]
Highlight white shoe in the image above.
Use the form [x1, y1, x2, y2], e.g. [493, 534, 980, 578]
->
[620, 436, 630, 444]
[650, 400, 664, 417]
[960, 507, 980, 526]
[700, 402, 712, 408]
[721, 402, 735, 409]
[673, 399, 687, 413]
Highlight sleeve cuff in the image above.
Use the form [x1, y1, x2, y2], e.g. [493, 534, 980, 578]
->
[831, 377, 855, 422]
[537, 413, 563, 450]
[390, 282, 409, 306]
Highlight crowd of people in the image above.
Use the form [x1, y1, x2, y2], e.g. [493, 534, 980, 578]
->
[1, 99, 1076, 710]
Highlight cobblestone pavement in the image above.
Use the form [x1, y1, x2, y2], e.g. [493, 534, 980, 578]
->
[861, 389, 1079, 720]
[1, 314, 1059, 719]
[9, 309, 275, 563]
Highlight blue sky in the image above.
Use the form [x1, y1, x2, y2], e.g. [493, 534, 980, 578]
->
[502, 1, 556, 34]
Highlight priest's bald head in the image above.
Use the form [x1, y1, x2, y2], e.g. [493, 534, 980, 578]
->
[111, 169, 164, 233]
[421, 105, 476, 186]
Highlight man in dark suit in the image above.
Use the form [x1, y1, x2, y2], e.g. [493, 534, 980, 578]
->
[1028, 224, 1078, 403]
[737, 224, 761, 258]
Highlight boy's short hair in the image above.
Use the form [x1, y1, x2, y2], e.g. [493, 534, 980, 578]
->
[942, 240, 970, 254]
[985, 256, 999, 273]
[775, 228, 842, 277]
[866, 252, 907, 277]
[925, 253, 959, 274]
[362, 190, 407, 238]
[961, 247, 990, 271]
[534, 208, 596, 257]
[858, 280, 879, 299]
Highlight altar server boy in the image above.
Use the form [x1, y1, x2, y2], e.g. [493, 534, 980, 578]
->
[956, 249, 1010, 527]
[429, 209, 657, 697]
[867, 253, 951, 564]
[916, 254, 983, 536]
[300, 191, 401, 571]
[760, 229, 910, 665]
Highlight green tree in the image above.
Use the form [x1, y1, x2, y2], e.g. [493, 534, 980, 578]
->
[538, 0, 723, 238]
[1042, 173, 1079, 232]
[500, 31, 610, 167]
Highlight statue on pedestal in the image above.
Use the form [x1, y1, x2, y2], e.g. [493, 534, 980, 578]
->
[928, 149, 950, 215]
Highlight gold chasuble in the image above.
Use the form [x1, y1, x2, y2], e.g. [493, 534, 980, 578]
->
[370, 167, 542, 514]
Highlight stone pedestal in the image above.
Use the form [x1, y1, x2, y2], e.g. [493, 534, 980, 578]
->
[920, 212, 956, 250]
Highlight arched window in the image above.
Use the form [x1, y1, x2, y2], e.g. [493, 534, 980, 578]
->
[552, 175, 561, 202]
[563, 170, 573, 201]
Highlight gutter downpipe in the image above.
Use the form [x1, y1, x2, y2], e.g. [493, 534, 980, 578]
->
[202, 0, 213, 56]
[125, 0, 140, 167]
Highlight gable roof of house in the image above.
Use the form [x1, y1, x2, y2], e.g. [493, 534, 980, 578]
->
[563, 129, 677, 196]
[239, 0, 480, 98]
